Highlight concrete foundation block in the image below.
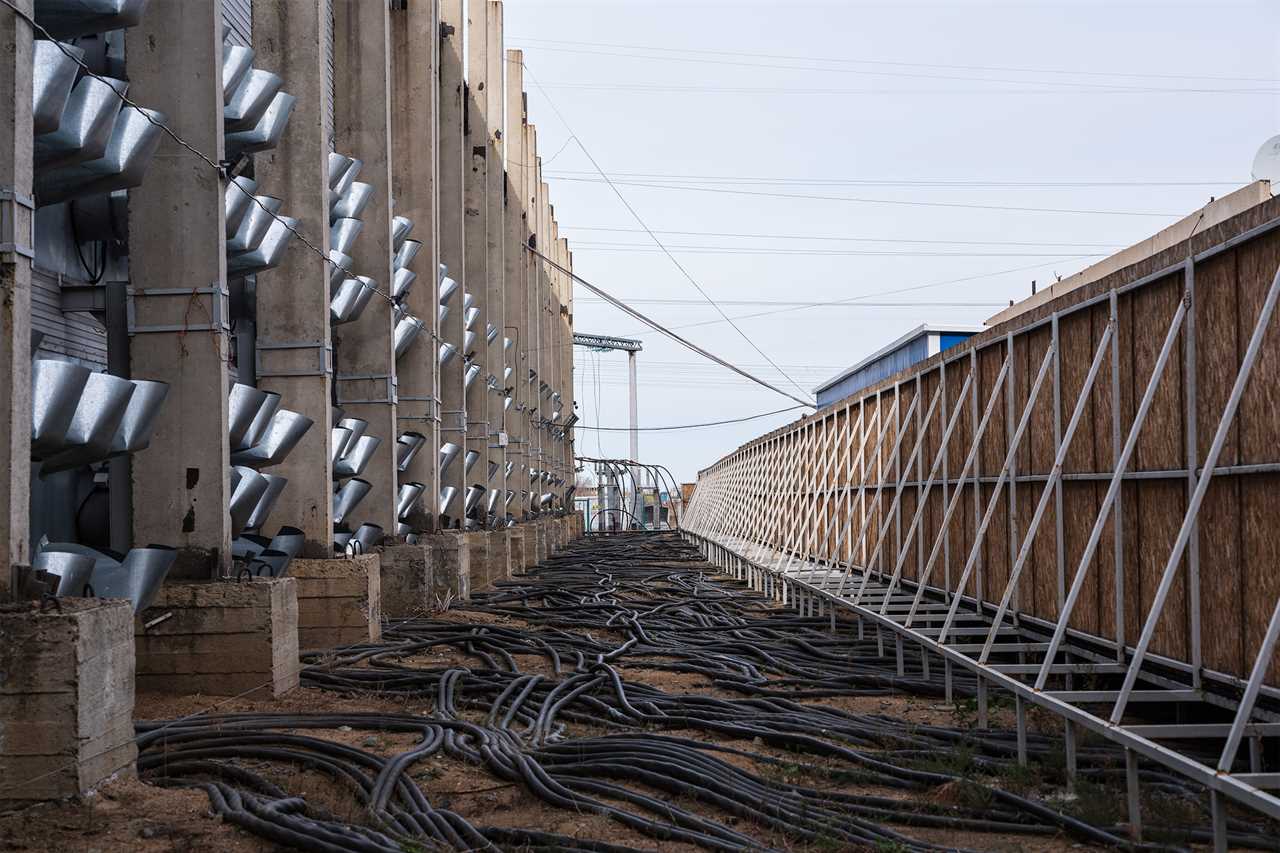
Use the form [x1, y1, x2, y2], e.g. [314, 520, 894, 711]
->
[0, 599, 137, 804]
[2, 602, 136, 789]
[507, 528, 527, 574]
[289, 554, 381, 650]
[533, 519, 548, 563]
[380, 543, 432, 619]
[428, 532, 469, 605]
[136, 578, 299, 698]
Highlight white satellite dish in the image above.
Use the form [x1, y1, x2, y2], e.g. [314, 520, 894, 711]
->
[1251, 134, 1280, 183]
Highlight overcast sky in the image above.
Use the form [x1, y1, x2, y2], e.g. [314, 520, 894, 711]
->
[502, 0, 1280, 484]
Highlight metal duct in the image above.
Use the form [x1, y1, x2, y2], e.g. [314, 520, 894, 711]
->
[228, 383, 270, 451]
[333, 530, 352, 552]
[224, 68, 283, 133]
[330, 427, 353, 466]
[503, 336, 513, 354]
[463, 291, 474, 312]
[230, 409, 314, 468]
[393, 315, 425, 359]
[396, 482, 425, 521]
[331, 156, 363, 206]
[227, 195, 282, 253]
[504, 461, 513, 478]
[32, 40, 83, 136]
[245, 473, 288, 531]
[222, 44, 253, 104]
[334, 417, 367, 459]
[439, 441, 461, 473]
[463, 449, 479, 474]
[224, 175, 258, 238]
[396, 432, 427, 472]
[438, 342, 457, 366]
[438, 303, 450, 325]
[487, 461, 498, 481]
[240, 389, 281, 453]
[36, 75, 129, 171]
[486, 323, 498, 344]
[438, 276, 459, 304]
[232, 534, 270, 560]
[229, 466, 269, 537]
[34, 104, 167, 204]
[333, 434, 381, 479]
[464, 362, 480, 390]
[438, 485, 458, 515]
[227, 214, 298, 276]
[393, 239, 421, 271]
[463, 331, 476, 353]
[331, 180, 373, 222]
[351, 523, 383, 552]
[249, 548, 291, 578]
[485, 487, 499, 516]
[392, 267, 416, 301]
[31, 359, 91, 458]
[391, 215, 413, 250]
[35, 0, 149, 39]
[109, 378, 168, 456]
[92, 546, 177, 613]
[504, 490, 514, 507]
[463, 306, 479, 331]
[329, 217, 363, 255]
[224, 91, 295, 158]
[332, 477, 371, 526]
[40, 372, 136, 473]
[268, 526, 305, 560]
[328, 152, 353, 189]
[33, 550, 95, 597]
[330, 276, 376, 325]
[329, 250, 354, 287]
[503, 366, 512, 382]
[68, 188, 128, 242]
[463, 484, 485, 516]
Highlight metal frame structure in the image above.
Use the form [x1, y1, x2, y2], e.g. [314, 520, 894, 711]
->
[682, 214, 1280, 848]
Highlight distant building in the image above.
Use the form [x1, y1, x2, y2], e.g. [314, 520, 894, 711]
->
[814, 323, 983, 409]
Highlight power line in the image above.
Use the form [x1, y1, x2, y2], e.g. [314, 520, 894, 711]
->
[547, 176, 1185, 218]
[526, 244, 814, 408]
[515, 42, 1280, 95]
[557, 225, 1123, 249]
[522, 61, 812, 402]
[546, 172, 1239, 190]
[568, 241, 1108, 259]
[576, 298, 1004, 309]
[512, 36, 1280, 85]
[528, 81, 1277, 97]
[554, 405, 808, 432]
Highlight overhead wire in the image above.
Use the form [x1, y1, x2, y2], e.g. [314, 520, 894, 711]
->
[522, 61, 814, 403]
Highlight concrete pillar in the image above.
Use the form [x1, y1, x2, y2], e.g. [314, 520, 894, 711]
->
[291, 553, 381, 649]
[136, 579, 299, 697]
[438, 0, 468, 528]
[463, 0, 491, 528]
[429, 530, 469, 602]
[507, 527, 526, 574]
[252, 0, 336, 556]
[503, 51, 529, 524]
[0, 600, 136, 803]
[0, 0, 33, 597]
[333, 0, 398, 536]
[526, 127, 544, 512]
[483, 2, 507, 523]
[125, 0, 232, 578]
[390, 0, 440, 533]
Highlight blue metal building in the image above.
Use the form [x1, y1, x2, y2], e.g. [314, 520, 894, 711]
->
[814, 324, 983, 409]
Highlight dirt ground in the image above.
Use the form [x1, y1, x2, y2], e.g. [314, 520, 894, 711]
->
[0, 569, 1253, 852]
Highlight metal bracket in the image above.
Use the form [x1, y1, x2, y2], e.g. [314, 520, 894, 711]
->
[256, 338, 332, 378]
[127, 284, 230, 335]
[440, 408, 467, 434]
[0, 188, 36, 261]
[335, 372, 397, 405]
[397, 394, 440, 424]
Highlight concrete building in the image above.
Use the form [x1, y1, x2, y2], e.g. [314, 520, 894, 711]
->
[813, 323, 981, 408]
[1, 0, 580, 803]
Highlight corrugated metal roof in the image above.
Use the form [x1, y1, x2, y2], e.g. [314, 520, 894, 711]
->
[813, 323, 984, 395]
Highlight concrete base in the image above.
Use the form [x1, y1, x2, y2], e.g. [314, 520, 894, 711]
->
[0, 599, 137, 804]
[428, 531, 469, 605]
[508, 528, 527, 574]
[469, 529, 509, 590]
[136, 579, 299, 698]
[533, 519, 548, 563]
[290, 554, 381, 650]
[380, 543, 432, 619]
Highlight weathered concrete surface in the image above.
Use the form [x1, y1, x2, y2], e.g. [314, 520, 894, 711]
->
[0, 599, 136, 803]
[427, 532, 469, 605]
[507, 528, 527, 574]
[381, 543, 432, 619]
[290, 554, 381, 650]
[135, 579, 299, 698]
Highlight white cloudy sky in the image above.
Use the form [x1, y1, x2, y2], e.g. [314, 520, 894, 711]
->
[502, 0, 1280, 483]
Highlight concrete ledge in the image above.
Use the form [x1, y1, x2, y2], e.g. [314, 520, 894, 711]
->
[427, 532, 469, 605]
[508, 528, 527, 573]
[380, 543, 432, 619]
[136, 578, 299, 698]
[471, 529, 509, 590]
[0, 599, 137, 804]
[290, 554, 381, 650]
